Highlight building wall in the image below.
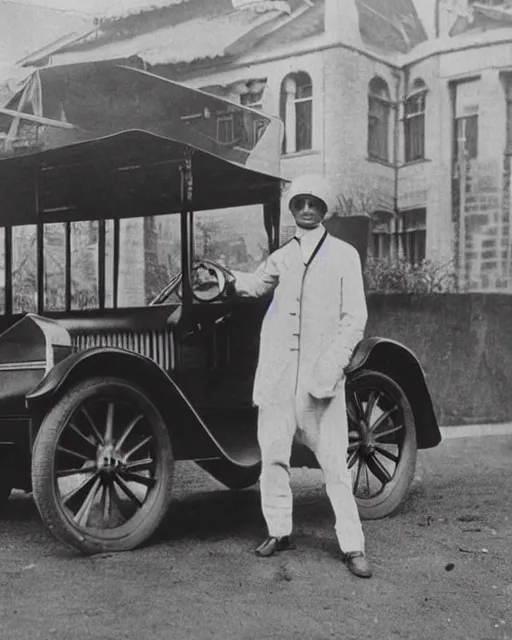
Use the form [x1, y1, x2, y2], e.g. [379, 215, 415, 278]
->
[321, 46, 396, 211]
[186, 45, 397, 217]
[400, 54, 453, 264]
[427, 41, 512, 291]
[170, 27, 512, 291]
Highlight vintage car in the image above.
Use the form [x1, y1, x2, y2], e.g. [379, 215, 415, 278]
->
[0, 62, 441, 554]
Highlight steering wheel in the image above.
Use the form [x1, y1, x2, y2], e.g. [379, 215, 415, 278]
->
[191, 259, 234, 302]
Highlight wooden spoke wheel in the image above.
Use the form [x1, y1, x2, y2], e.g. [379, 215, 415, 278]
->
[346, 370, 417, 520]
[31, 377, 174, 555]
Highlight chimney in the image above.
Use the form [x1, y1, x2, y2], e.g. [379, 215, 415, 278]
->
[324, 0, 363, 47]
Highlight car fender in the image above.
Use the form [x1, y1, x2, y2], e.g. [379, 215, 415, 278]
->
[346, 337, 441, 449]
[25, 346, 260, 467]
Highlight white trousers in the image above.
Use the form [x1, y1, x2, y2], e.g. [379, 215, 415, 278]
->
[257, 388, 365, 553]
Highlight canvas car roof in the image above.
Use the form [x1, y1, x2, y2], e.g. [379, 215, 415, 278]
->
[0, 62, 285, 225]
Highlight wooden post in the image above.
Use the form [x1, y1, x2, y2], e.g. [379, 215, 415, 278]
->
[179, 149, 194, 304]
[4, 227, 12, 316]
[65, 221, 71, 311]
[263, 184, 282, 253]
[98, 219, 106, 310]
[35, 166, 44, 315]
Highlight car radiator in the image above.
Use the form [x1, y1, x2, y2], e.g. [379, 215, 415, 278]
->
[71, 329, 175, 371]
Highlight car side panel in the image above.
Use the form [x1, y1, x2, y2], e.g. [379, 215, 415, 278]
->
[26, 347, 261, 467]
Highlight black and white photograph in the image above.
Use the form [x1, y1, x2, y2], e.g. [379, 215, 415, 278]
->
[0, 0, 510, 638]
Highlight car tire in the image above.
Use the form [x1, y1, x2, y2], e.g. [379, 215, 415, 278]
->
[346, 369, 417, 520]
[31, 376, 174, 554]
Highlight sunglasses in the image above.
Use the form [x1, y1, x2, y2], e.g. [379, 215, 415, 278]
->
[290, 195, 326, 213]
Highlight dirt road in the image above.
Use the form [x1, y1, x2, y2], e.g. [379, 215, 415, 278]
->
[0, 434, 510, 640]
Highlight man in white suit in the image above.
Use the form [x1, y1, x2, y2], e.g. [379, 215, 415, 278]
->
[232, 174, 372, 578]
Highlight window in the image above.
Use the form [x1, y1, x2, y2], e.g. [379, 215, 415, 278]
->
[404, 79, 427, 162]
[0, 229, 5, 314]
[371, 218, 392, 261]
[70, 220, 99, 310]
[41, 219, 116, 312]
[0, 215, 182, 314]
[399, 209, 426, 264]
[371, 209, 426, 265]
[368, 77, 391, 163]
[506, 82, 512, 153]
[453, 81, 479, 168]
[194, 206, 268, 273]
[117, 214, 181, 307]
[280, 71, 313, 154]
[456, 114, 478, 160]
[44, 222, 66, 311]
[217, 116, 235, 144]
[12, 225, 37, 314]
[201, 79, 269, 151]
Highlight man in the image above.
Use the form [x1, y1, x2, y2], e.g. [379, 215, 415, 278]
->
[231, 174, 371, 578]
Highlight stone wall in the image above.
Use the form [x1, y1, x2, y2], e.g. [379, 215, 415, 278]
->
[367, 293, 512, 426]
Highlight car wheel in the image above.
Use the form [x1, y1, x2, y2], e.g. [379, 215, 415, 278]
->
[31, 377, 174, 554]
[345, 369, 417, 520]
[196, 459, 261, 490]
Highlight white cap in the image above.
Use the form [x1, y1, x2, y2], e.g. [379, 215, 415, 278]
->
[285, 174, 336, 216]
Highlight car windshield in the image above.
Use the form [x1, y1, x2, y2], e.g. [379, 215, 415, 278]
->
[151, 204, 268, 305]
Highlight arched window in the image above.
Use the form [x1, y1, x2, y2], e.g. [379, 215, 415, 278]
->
[368, 77, 390, 162]
[280, 71, 313, 154]
[404, 78, 427, 162]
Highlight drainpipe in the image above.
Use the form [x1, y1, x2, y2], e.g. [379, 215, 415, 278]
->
[435, 0, 441, 38]
[392, 69, 401, 259]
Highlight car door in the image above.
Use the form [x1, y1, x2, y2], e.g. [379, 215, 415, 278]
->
[173, 206, 272, 415]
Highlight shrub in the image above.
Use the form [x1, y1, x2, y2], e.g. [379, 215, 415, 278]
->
[364, 257, 457, 294]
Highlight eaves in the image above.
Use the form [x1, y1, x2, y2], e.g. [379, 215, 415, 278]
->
[173, 36, 404, 80]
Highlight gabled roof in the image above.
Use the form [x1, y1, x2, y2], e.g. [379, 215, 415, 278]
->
[450, 1, 512, 37]
[51, 9, 284, 67]
[246, 1, 324, 53]
[250, 0, 427, 55]
[31, 0, 301, 68]
[21, 0, 428, 72]
[356, 0, 427, 54]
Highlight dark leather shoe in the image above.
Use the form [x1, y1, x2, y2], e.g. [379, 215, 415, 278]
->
[255, 536, 296, 557]
[345, 551, 372, 578]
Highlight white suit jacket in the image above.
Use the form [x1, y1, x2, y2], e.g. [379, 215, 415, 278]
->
[233, 229, 367, 406]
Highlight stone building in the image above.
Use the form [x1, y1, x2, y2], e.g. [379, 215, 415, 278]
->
[14, 0, 512, 292]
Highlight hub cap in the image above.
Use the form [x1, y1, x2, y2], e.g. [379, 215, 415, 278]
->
[55, 400, 157, 530]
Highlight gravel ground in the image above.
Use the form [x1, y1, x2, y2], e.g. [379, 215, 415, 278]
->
[0, 433, 510, 640]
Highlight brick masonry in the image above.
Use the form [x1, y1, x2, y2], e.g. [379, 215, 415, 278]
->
[453, 155, 512, 292]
